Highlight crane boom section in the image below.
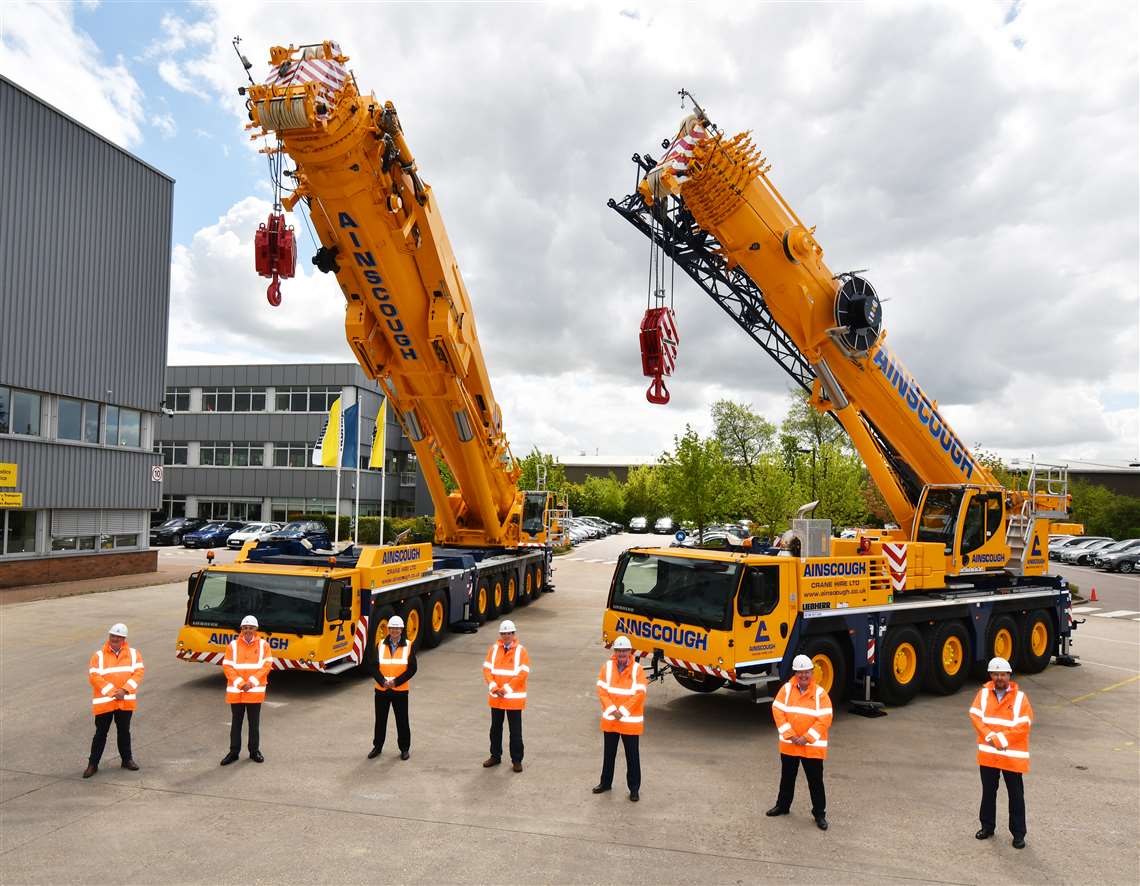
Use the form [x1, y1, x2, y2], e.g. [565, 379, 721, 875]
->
[648, 126, 998, 526]
[245, 43, 526, 547]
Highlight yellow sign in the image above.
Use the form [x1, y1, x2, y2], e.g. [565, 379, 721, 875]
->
[0, 463, 16, 487]
[0, 492, 23, 508]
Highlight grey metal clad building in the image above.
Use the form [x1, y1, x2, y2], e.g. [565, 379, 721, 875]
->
[157, 364, 432, 524]
[0, 76, 172, 587]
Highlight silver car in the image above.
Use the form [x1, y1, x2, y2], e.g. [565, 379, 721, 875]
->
[227, 522, 282, 549]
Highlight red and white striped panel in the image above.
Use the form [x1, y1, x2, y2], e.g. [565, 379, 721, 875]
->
[177, 649, 224, 665]
[351, 615, 370, 664]
[663, 655, 734, 682]
[263, 51, 348, 111]
[867, 636, 876, 665]
[271, 657, 325, 672]
[659, 308, 679, 374]
[660, 123, 710, 180]
[883, 543, 908, 592]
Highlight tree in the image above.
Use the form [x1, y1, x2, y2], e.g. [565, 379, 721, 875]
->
[568, 474, 626, 521]
[434, 456, 458, 494]
[711, 399, 776, 483]
[516, 448, 569, 499]
[659, 426, 737, 539]
[742, 453, 797, 538]
[622, 465, 665, 522]
[1070, 480, 1140, 538]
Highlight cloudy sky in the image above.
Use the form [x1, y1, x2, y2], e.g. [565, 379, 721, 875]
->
[2, 1, 1137, 466]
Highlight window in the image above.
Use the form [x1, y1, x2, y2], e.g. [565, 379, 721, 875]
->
[270, 498, 335, 523]
[2, 510, 37, 555]
[231, 442, 264, 467]
[738, 566, 780, 617]
[274, 386, 340, 412]
[198, 500, 261, 522]
[165, 387, 191, 412]
[104, 406, 141, 447]
[50, 509, 98, 552]
[1, 387, 41, 436]
[158, 442, 188, 465]
[160, 496, 187, 519]
[610, 552, 740, 630]
[916, 488, 964, 553]
[201, 387, 232, 412]
[105, 405, 118, 446]
[189, 571, 328, 634]
[273, 442, 312, 468]
[201, 442, 264, 467]
[58, 399, 99, 443]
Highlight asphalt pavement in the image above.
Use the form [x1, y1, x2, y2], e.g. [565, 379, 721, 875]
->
[1, 533, 1137, 885]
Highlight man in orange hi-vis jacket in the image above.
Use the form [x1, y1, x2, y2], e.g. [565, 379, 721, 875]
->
[220, 615, 272, 766]
[482, 619, 530, 772]
[767, 654, 833, 830]
[84, 623, 144, 778]
[592, 635, 646, 801]
[970, 656, 1033, 849]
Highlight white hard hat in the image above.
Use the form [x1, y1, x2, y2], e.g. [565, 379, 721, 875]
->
[612, 636, 632, 650]
[387, 615, 404, 629]
[499, 619, 517, 633]
[240, 615, 259, 628]
[987, 656, 1012, 673]
[792, 654, 814, 672]
[108, 623, 128, 637]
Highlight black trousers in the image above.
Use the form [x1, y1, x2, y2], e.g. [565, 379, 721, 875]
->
[229, 703, 261, 753]
[489, 707, 524, 763]
[979, 766, 1026, 838]
[776, 753, 827, 818]
[373, 690, 410, 753]
[89, 710, 133, 765]
[600, 731, 641, 792]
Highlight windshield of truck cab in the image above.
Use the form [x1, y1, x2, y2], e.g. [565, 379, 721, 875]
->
[609, 552, 739, 630]
[916, 488, 964, 552]
[189, 571, 328, 634]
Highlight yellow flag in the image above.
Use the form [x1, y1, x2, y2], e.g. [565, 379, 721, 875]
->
[313, 397, 342, 467]
[368, 399, 387, 469]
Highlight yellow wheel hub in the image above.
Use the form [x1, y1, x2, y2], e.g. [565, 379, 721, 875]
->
[405, 609, 419, 643]
[893, 642, 917, 684]
[508, 577, 516, 602]
[477, 587, 487, 613]
[812, 654, 834, 692]
[494, 582, 503, 607]
[432, 601, 444, 632]
[525, 573, 533, 594]
[1030, 621, 1048, 656]
[994, 628, 1013, 660]
[941, 636, 964, 676]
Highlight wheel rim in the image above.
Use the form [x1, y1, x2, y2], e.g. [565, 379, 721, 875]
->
[525, 572, 533, 595]
[893, 642, 917, 684]
[942, 636, 964, 676]
[494, 581, 503, 608]
[1030, 621, 1048, 656]
[811, 654, 834, 692]
[507, 577, 516, 603]
[535, 569, 543, 589]
[431, 600, 444, 632]
[994, 628, 1013, 660]
[406, 609, 420, 644]
[477, 587, 487, 615]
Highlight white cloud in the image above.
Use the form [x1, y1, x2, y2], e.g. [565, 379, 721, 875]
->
[151, 111, 176, 138]
[0, 1, 146, 147]
[157, 59, 194, 93]
[157, 2, 1136, 461]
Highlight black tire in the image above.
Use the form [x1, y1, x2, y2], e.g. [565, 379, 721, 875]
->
[399, 598, 425, 652]
[923, 620, 971, 695]
[799, 636, 849, 703]
[421, 590, 447, 649]
[500, 573, 517, 613]
[1119, 561, 1134, 574]
[672, 670, 725, 693]
[1017, 610, 1055, 674]
[877, 625, 926, 706]
[173, 534, 182, 546]
[971, 614, 1019, 679]
[472, 578, 491, 625]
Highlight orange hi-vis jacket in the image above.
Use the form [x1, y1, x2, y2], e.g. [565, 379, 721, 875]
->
[771, 678, 833, 759]
[89, 643, 145, 714]
[596, 656, 647, 735]
[376, 639, 412, 692]
[222, 636, 272, 704]
[483, 640, 530, 710]
[970, 681, 1033, 773]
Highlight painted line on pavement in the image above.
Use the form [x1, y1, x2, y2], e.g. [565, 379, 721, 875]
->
[1069, 673, 1140, 704]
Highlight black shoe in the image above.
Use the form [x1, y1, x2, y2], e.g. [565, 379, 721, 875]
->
[249, 751, 264, 763]
[82, 764, 98, 778]
[220, 752, 239, 766]
[765, 806, 789, 817]
[400, 751, 410, 761]
[1012, 837, 1026, 849]
[592, 784, 611, 794]
[121, 759, 139, 771]
[367, 747, 382, 759]
[815, 816, 829, 831]
[629, 791, 639, 802]
[975, 829, 994, 840]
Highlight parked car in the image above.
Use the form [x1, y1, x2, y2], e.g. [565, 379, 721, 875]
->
[629, 516, 649, 533]
[183, 521, 246, 549]
[227, 522, 283, 550]
[1050, 536, 1108, 561]
[653, 516, 675, 534]
[579, 516, 617, 535]
[1060, 538, 1115, 565]
[1106, 550, 1140, 574]
[150, 517, 206, 546]
[1092, 538, 1140, 569]
[268, 520, 333, 549]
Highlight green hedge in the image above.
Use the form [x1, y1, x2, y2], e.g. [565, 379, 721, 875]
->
[295, 513, 435, 545]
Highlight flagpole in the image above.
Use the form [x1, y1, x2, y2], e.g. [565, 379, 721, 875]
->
[334, 394, 343, 549]
[380, 456, 387, 545]
[353, 386, 361, 547]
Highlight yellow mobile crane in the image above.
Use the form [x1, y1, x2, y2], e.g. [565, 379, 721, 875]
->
[176, 41, 553, 674]
[603, 96, 1078, 708]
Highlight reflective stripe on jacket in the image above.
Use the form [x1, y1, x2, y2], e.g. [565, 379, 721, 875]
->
[771, 679, 833, 759]
[376, 640, 412, 692]
[89, 643, 145, 713]
[222, 637, 271, 704]
[970, 681, 1033, 773]
[596, 657, 646, 735]
[483, 641, 530, 710]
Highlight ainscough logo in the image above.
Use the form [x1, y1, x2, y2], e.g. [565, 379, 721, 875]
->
[382, 547, 422, 565]
[614, 617, 708, 651]
[803, 561, 868, 578]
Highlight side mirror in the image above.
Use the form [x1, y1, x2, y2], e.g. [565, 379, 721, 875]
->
[187, 571, 201, 599]
[341, 586, 353, 608]
[340, 607, 352, 623]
